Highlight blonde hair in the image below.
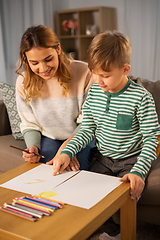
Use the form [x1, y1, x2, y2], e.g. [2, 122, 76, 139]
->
[87, 30, 131, 72]
[16, 25, 71, 102]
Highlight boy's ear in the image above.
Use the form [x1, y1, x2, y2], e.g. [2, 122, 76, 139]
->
[123, 64, 131, 75]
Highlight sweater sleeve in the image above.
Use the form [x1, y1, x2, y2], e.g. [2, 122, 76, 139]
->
[130, 92, 160, 180]
[22, 129, 41, 149]
[16, 75, 42, 149]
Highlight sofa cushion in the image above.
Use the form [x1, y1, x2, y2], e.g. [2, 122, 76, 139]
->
[0, 100, 11, 136]
[138, 156, 160, 206]
[140, 79, 160, 123]
[0, 135, 26, 173]
[0, 82, 23, 140]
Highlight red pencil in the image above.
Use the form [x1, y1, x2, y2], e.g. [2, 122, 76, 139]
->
[0, 207, 37, 222]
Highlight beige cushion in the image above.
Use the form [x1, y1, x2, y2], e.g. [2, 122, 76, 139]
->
[0, 135, 26, 173]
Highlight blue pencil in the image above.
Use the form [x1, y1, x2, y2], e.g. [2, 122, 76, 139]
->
[22, 197, 57, 210]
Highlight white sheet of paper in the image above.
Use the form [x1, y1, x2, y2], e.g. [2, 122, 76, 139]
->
[51, 170, 122, 209]
[0, 165, 122, 209]
[0, 164, 78, 196]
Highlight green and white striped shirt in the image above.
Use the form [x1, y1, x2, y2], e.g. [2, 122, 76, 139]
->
[61, 78, 160, 180]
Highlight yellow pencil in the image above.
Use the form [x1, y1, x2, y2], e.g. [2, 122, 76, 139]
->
[14, 199, 54, 212]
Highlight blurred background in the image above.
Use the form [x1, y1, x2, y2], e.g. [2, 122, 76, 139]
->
[0, 0, 159, 86]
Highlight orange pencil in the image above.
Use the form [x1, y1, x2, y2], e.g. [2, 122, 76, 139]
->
[33, 195, 65, 206]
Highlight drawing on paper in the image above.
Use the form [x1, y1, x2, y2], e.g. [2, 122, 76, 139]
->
[25, 179, 45, 184]
[39, 191, 57, 198]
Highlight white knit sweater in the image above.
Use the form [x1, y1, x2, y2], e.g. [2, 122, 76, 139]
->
[16, 60, 94, 149]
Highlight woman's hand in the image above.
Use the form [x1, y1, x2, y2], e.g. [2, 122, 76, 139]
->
[66, 155, 80, 171]
[22, 145, 40, 163]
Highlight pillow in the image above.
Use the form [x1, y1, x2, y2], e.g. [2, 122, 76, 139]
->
[0, 82, 23, 140]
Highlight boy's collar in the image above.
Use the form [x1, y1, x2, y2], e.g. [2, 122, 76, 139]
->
[103, 77, 132, 97]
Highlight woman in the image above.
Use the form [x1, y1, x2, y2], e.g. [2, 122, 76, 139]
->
[16, 25, 95, 171]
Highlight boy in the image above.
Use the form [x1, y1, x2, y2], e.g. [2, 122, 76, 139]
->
[52, 31, 160, 239]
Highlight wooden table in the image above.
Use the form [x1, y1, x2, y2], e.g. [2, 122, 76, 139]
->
[0, 163, 136, 240]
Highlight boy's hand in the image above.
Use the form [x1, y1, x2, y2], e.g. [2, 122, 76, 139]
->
[52, 154, 71, 176]
[120, 173, 145, 200]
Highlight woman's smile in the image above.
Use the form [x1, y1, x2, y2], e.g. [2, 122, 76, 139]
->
[40, 67, 53, 77]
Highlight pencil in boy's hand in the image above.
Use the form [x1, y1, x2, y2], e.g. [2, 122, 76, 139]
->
[10, 145, 45, 158]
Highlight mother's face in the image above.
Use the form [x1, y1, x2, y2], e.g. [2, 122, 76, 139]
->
[25, 45, 61, 80]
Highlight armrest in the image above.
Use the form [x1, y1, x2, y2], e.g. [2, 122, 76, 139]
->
[140, 80, 160, 123]
[0, 100, 12, 136]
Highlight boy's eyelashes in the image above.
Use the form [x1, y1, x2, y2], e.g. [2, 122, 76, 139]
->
[102, 75, 109, 78]
[94, 73, 110, 78]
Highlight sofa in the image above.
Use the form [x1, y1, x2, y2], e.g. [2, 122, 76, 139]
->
[0, 78, 160, 226]
[0, 99, 26, 174]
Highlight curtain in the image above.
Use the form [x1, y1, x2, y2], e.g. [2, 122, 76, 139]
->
[124, 0, 160, 81]
[0, 0, 56, 85]
[0, 12, 6, 83]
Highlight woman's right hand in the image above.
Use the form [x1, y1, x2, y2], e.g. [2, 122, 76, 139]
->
[23, 145, 40, 163]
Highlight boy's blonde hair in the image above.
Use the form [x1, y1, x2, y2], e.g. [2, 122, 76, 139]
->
[87, 30, 131, 72]
[16, 25, 71, 102]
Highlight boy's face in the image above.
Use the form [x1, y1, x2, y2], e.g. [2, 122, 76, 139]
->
[92, 65, 130, 93]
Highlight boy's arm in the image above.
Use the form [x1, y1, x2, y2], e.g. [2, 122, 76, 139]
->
[52, 126, 95, 175]
[130, 92, 160, 180]
[52, 91, 96, 175]
[47, 134, 80, 172]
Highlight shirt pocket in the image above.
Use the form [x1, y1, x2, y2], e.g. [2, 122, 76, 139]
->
[116, 112, 133, 130]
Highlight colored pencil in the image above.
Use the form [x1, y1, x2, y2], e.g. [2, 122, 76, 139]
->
[4, 203, 42, 218]
[13, 201, 50, 216]
[24, 196, 62, 209]
[10, 145, 45, 158]
[17, 198, 54, 211]
[0, 207, 37, 222]
[22, 197, 57, 210]
[15, 198, 53, 212]
[13, 202, 44, 216]
[33, 195, 65, 205]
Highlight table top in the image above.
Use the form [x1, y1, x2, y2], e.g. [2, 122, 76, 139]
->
[0, 163, 130, 240]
